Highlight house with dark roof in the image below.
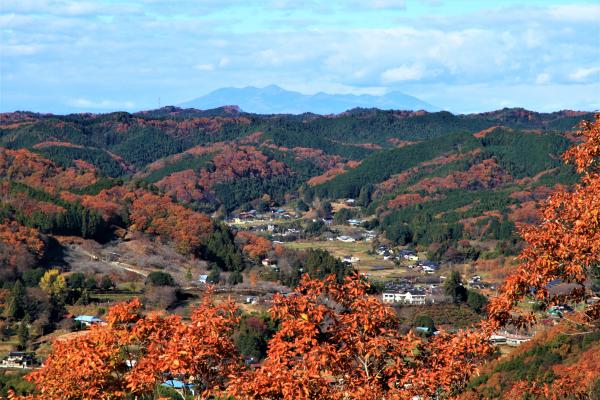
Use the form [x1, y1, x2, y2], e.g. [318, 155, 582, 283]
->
[382, 288, 427, 305]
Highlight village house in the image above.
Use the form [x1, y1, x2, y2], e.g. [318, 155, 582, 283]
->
[491, 331, 533, 346]
[261, 258, 279, 271]
[382, 288, 427, 305]
[398, 249, 419, 261]
[376, 245, 390, 256]
[337, 235, 356, 243]
[0, 352, 36, 369]
[417, 260, 440, 274]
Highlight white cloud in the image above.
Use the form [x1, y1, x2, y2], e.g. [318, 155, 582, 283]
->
[547, 4, 600, 22]
[568, 67, 600, 82]
[0, 44, 41, 55]
[535, 72, 551, 85]
[361, 0, 406, 10]
[68, 98, 136, 110]
[381, 64, 426, 82]
[2, 1, 599, 113]
[1, 0, 142, 16]
[218, 57, 230, 67]
[194, 63, 214, 71]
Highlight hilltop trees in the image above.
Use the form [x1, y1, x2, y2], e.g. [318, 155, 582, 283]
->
[129, 192, 213, 256]
[488, 115, 600, 328]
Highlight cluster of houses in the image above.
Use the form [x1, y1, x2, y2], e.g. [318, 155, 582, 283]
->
[376, 246, 420, 262]
[239, 222, 301, 238]
[229, 208, 300, 224]
[408, 260, 441, 274]
[376, 246, 442, 274]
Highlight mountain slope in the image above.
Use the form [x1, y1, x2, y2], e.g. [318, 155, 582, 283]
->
[0, 108, 593, 262]
[179, 85, 439, 114]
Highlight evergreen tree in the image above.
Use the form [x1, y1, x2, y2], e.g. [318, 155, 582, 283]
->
[4, 281, 27, 320]
[17, 315, 30, 350]
[207, 265, 221, 284]
[358, 184, 374, 207]
[100, 275, 115, 291]
[228, 270, 243, 286]
[76, 289, 91, 306]
[466, 290, 488, 314]
[145, 272, 176, 287]
[444, 271, 467, 303]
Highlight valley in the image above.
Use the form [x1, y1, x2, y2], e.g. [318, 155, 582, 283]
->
[1, 107, 598, 398]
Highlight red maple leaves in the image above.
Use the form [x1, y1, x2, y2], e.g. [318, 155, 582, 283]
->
[487, 115, 600, 328]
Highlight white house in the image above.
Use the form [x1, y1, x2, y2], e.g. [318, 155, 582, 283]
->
[0, 352, 35, 369]
[337, 235, 356, 243]
[382, 289, 427, 305]
[504, 332, 532, 346]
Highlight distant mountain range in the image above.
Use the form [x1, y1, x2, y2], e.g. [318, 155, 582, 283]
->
[179, 85, 439, 114]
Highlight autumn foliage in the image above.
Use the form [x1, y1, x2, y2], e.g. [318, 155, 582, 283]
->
[487, 115, 600, 328]
[128, 192, 213, 255]
[0, 220, 45, 280]
[236, 231, 273, 258]
[0, 147, 97, 192]
[6, 115, 600, 399]
[10, 276, 491, 400]
[152, 144, 289, 203]
[13, 296, 239, 400]
[227, 275, 491, 400]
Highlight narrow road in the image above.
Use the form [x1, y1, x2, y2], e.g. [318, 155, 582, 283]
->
[75, 247, 149, 277]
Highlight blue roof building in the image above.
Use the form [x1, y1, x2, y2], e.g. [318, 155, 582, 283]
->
[162, 379, 195, 395]
[74, 315, 103, 326]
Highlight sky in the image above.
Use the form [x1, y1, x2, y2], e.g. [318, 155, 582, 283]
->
[0, 0, 599, 114]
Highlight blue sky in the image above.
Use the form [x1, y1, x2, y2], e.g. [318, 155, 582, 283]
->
[0, 0, 599, 114]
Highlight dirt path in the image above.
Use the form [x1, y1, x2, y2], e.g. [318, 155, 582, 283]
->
[75, 247, 149, 277]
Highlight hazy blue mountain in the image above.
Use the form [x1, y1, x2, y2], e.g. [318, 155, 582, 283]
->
[179, 85, 439, 114]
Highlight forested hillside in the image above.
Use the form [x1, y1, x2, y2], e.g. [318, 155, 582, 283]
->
[1, 107, 591, 264]
[1, 112, 598, 400]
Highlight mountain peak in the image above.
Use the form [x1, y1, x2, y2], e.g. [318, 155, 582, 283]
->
[180, 86, 439, 115]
